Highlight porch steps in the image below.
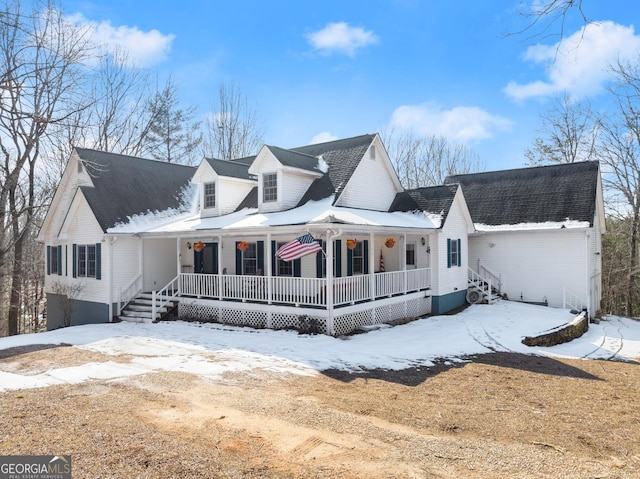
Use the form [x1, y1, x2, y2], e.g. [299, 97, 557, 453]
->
[467, 277, 501, 305]
[118, 293, 178, 323]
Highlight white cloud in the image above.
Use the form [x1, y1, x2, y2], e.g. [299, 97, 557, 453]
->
[310, 132, 338, 144]
[68, 13, 175, 67]
[390, 104, 513, 142]
[505, 21, 640, 101]
[306, 22, 379, 56]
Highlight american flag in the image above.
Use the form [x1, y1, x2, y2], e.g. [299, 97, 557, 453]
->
[276, 233, 323, 262]
[379, 252, 385, 272]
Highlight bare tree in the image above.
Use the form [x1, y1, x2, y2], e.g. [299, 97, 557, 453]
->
[51, 280, 84, 328]
[383, 130, 485, 189]
[142, 77, 202, 164]
[202, 82, 263, 160]
[525, 94, 598, 165]
[597, 58, 640, 317]
[0, 0, 94, 335]
[508, 0, 590, 44]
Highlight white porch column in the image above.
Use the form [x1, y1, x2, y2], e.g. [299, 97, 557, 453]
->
[217, 239, 223, 301]
[402, 233, 407, 293]
[369, 232, 375, 301]
[326, 230, 335, 335]
[266, 232, 273, 329]
[176, 238, 181, 295]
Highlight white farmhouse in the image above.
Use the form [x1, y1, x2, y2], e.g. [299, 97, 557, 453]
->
[38, 134, 605, 335]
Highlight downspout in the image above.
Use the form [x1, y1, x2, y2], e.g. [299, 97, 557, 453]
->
[326, 228, 343, 335]
[585, 230, 591, 318]
[108, 236, 117, 321]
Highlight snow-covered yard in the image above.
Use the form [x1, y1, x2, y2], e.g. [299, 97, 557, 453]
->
[1, 301, 639, 392]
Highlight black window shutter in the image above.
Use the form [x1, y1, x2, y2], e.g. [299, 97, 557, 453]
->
[57, 246, 62, 276]
[457, 239, 462, 267]
[335, 240, 342, 277]
[347, 248, 353, 276]
[95, 243, 102, 280]
[363, 240, 369, 274]
[257, 241, 264, 274]
[72, 244, 77, 278]
[316, 240, 324, 278]
[447, 239, 451, 268]
[213, 242, 219, 274]
[46, 246, 51, 275]
[294, 258, 301, 277]
[235, 242, 242, 274]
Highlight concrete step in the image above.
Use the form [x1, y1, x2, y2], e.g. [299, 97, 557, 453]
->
[118, 314, 155, 323]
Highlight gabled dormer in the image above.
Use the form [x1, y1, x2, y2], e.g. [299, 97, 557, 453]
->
[333, 134, 403, 211]
[249, 145, 325, 213]
[192, 158, 256, 217]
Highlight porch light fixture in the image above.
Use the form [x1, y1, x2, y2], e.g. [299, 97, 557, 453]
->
[187, 242, 192, 250]
[420, 237, 426, 246]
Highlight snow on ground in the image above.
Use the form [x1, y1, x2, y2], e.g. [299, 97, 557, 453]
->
[0, 301, 639, 392]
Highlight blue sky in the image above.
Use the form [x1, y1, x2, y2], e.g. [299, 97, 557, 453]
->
[59, 0, 639, 170]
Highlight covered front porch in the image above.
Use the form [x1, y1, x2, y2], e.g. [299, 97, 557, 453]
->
[129, 226, 435, 335]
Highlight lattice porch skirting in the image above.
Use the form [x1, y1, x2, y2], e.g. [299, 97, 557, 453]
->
[177, 293, 431, 336]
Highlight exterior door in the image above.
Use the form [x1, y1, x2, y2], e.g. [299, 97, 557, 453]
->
[194, 242, 218, 274]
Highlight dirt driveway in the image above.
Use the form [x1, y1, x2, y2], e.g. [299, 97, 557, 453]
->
[1, 344, 639, 478]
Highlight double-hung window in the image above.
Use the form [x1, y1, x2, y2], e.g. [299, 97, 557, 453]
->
[352, 242, 364, 275]
[263, 173, 277, 202]
[447, 238, 461, 268]
[242, 243, 258, 275]
[204, 182, 216, 209]
[77, 244, 97, 277]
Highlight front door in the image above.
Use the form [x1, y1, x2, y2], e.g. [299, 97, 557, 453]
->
[194, 242, 218, 274]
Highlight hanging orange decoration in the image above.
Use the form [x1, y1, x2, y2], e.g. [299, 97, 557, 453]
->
[193, 241, 206, 252]
[385, 237, 396, 248]
[237, 241, 250, 252]
[346, 239, 357, 250]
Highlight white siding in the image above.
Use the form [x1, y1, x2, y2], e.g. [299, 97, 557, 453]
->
[468, 229, 588, 308]
[280, 171, 316, 210]
[336, 140, 400, 210]
[46, 197, 107, 304]
[434, 194, 471, 297]
[218, 179, 254, 215]
[40, 150, 94, 241]
[111, 236, 142, 300]
[143, 238, 178, 291]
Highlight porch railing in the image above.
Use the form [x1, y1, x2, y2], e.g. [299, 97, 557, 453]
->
[118, 273, 143, 316]
[179, 268, 431, 308]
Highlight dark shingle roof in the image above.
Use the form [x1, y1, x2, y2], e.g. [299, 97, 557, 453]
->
[294, 134, 375, 205]
[445, 161, 599, 227]
[266, 145, 322, 173]
[235, 186, 258, 211]
[231, 155, 257, 166]
[390, 184, 458, 228]
[75, 148, 196, 231]
[205, 157, 253, 180]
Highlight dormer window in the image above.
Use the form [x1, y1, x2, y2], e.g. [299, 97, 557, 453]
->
[263, 173, 277, 202]
[370, 145, 376, 160]
[204, 182, 216, 208]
